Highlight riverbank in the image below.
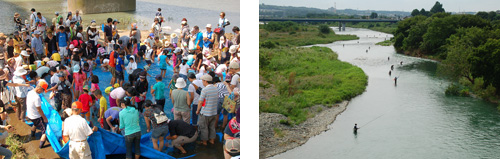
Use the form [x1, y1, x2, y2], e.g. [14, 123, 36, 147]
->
[345, 22, 397, 34]
[259, 23, 367, 158]
[259, 101, 349, 158]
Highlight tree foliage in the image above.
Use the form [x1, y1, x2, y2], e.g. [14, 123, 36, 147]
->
[370, 12, 378, 19]
[430, 1, 445, 14]
[411, 9, 420, 17]
[263, 21, 301, 32]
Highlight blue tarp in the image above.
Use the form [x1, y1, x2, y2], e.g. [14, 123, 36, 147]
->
[39, 94, 191, 159]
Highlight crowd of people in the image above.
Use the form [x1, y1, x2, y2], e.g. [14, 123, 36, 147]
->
[0, 7, 240, 159]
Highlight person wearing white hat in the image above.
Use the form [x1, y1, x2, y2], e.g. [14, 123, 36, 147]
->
[170, 33, 178, 47]
[203, 24, 215, 59]
[229, 45, 239, 63]
[87, 22, 99, 46]
[228, 61, 240, 94]
[31, 30, 44, 60]
[19, 50, 30, 66]
[13, 67, 29, 121]
[196, 74, 218, 145]
[172, 78, 191, 123]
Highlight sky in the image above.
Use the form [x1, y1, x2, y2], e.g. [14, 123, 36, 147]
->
[259, 0, 500, 12]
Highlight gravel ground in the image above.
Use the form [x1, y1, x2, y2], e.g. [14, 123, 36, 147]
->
[259, 101, 349, 158]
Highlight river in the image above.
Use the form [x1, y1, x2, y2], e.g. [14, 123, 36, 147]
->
[271, 27, 500, 159]
[1, 0, 239, 158]
[0, 0, 239, 34]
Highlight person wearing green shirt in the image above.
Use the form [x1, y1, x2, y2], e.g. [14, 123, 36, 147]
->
[151, 75, 166, 111]
[118, 98, 141, 159]
[171, 78, 191, 124]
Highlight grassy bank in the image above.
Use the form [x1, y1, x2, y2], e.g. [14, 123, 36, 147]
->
[346, 22, 397, 34]
[260, 46, 368, 124]
[376, 40, 393, 46]
[259, 24, 358, 47]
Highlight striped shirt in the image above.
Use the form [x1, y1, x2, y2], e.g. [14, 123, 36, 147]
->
[199, 85, 218, 116]
[216, 83, 230, 98]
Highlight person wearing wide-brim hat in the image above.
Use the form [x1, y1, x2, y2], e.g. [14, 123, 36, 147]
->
[87, 22, 99, 46]
[172, 78, 191, 124]
[12, 66, 29, 122]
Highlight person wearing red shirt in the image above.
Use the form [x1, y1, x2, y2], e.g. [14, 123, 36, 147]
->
[78, 86, 92, 121]
[109, 45, 119, 85]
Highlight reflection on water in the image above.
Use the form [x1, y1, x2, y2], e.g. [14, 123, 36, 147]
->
[0, 0, 240, 34]
[272, 27, 500, 159]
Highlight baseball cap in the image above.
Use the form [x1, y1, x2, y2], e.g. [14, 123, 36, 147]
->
[224, 138, 240, 156]
[113, 19, 120, 23]
[38, 80, 49, 92]
[149, 33, 154, 37]
[155, 75, 162, 80]
[201, 74, 212, 82]
[229, 62, 239, 69]
[114, 83, 120, 88]
[71, 101, 83, 110]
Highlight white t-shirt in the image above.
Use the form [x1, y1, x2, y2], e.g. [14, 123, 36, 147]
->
[179, 64, 190, 75]
[231, 72, 240, 90]
[107, 41, 115, 54]
[188, 80, 204, 103]
[26, 90, 42, 119]
[195, 72, 205, 80]
[47, 61, 59, 67]
[103, 59, 109, 64]
[145, 49, 153, 60]
[126, 62, 137, 74]
[215, 64, 227, 75]
[13, 76, 28, 98]
[30, 13, 37, 26]
[143, 38, 154, 49]
[63, 115, 93, 141]
[110, 87, 126, 100]
[50, 74, 61, 90]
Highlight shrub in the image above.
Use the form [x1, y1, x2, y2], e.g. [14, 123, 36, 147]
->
[318, 24, 331, 34]
[260, 41, 276, 49]
[445, 83, 460, 96]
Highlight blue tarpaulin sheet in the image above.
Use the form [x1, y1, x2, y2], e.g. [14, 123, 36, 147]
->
[40, 94, 191, 159]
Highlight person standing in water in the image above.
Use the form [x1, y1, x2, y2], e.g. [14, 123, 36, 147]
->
[389, 70, 391, 76]
[391, 65, 394, 70]
[353, 123, 359, 133]
[394, 77, 398, 86]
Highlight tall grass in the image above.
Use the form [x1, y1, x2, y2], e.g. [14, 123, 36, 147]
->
[260, 46, 368, 124]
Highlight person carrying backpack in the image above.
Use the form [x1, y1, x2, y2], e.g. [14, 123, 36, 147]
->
[142, 100, 169, 152]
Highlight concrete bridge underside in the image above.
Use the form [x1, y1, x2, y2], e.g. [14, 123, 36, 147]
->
[68, 0, 136, 14]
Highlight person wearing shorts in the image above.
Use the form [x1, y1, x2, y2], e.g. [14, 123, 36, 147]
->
[166, 120, 198, 154]
[26, 81, 49, 148]
[143, 101, 168, 151]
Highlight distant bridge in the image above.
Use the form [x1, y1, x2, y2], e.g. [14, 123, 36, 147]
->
[259, 18, 400, 31]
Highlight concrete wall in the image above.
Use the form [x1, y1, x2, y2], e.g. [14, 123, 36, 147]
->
[68, 0, 136, 14]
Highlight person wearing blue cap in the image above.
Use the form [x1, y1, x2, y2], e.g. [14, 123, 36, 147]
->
[144, 33, 155, 50]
